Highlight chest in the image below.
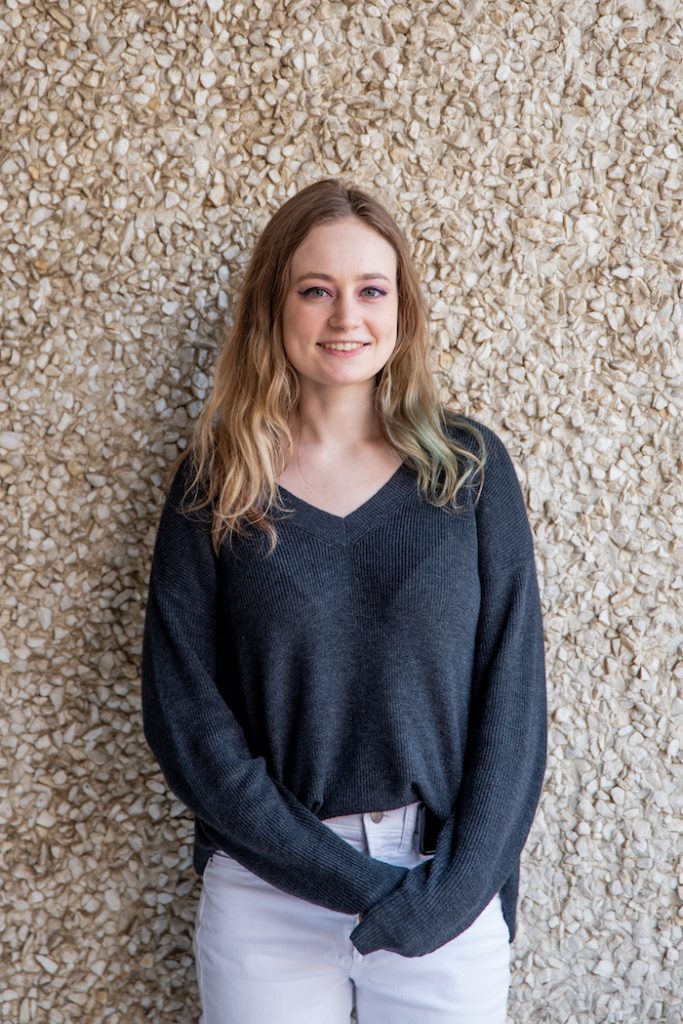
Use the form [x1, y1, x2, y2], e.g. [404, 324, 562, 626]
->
[275, 453, 404, 519]
[220, 496, 480, 644]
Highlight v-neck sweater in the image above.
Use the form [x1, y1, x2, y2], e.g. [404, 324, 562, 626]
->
[141, 414, 547, 957]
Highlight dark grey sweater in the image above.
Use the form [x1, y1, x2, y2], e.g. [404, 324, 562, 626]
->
[141, 415, 547, 957]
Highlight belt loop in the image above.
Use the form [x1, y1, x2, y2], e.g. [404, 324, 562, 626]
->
[408, 801, 420, 852]
[399, 802, 419, 851]
[361, 813, 370, 852]
[398, 805, 408, 850]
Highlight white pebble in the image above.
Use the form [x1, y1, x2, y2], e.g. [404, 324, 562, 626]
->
[30, 207, 53, 225]
[594, 959, 614, 978]
[195, 156, 210, 176]
[0, 431, 22, 450]
[35, 955, 58, 975]
[37, 607, 52, 629]
[104, 890, 121, 911]
[576, 216, 600, 241]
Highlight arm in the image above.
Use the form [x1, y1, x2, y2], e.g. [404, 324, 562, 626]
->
[141, 459, 409, 915]
[349, 424, 548, 956]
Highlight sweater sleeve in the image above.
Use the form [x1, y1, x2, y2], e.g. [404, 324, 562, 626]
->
[141, 459, 409, 916]
[349, 423, 548, 956]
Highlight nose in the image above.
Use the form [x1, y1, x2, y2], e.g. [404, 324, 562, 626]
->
[328, 292, 361, 330]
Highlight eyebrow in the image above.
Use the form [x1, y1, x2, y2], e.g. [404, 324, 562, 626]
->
[294, 272, 393, 285]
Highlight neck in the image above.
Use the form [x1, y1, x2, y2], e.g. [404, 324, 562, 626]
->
[290, 385, 383, 449]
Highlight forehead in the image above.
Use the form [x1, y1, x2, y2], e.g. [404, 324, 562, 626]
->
[290, 217, 397, 270]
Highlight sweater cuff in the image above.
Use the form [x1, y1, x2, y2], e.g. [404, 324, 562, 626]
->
[349, 875, 510, 958]
[350, 886, 430, 957]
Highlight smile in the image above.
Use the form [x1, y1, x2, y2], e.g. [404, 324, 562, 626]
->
[316, 342, 371, 351]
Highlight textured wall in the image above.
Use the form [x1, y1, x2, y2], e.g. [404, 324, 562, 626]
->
[1, 0, 681, 1021]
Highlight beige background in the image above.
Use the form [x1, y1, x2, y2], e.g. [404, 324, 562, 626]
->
[2, 1, 681, 1021]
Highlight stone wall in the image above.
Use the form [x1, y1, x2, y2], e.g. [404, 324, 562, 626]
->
[1, 1, 680, 1021]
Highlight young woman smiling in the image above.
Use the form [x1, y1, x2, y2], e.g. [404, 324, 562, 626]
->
[141, 178, 547, 1024]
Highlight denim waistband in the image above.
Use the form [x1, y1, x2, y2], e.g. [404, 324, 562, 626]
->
[321, 801, 424, 859]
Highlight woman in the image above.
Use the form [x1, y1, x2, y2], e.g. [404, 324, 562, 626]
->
[141, 178, 547, 1024]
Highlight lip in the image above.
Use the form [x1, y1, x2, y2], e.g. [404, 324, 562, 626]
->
[316, 341, 371, 357]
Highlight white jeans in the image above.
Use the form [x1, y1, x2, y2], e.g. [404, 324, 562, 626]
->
[193, 801, 511, 1023]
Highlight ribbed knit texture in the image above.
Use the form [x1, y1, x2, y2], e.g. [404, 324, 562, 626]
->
[141, 415, 547, 957]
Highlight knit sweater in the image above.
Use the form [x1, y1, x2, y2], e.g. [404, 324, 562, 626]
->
[141, 414, 547, 958]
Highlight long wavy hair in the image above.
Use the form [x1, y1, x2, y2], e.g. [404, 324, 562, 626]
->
[167, 177, 487, 555]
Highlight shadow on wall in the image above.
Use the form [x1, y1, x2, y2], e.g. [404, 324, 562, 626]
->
[70, 319, 221, 1017]
[81, 577, 202, 1015]
[66, 413, 204, 1015]
[133, 441, 204, 1018]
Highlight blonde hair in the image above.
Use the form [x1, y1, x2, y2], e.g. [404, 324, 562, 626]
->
[167, 178, 487, 555]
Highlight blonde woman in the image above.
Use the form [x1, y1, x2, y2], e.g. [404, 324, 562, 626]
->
[141, 178, 547, 1023]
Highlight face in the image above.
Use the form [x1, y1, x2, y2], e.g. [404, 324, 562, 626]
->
[280, 216, 399, 396]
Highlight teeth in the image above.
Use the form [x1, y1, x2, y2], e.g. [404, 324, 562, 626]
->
[319, 342, 367, 350]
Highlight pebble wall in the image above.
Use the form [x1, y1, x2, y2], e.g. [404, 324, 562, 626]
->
[1, 0, 681, 1021]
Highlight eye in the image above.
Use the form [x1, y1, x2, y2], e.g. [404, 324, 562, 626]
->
[299, 285, 388, 299]
[300, 286, 329, 298]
